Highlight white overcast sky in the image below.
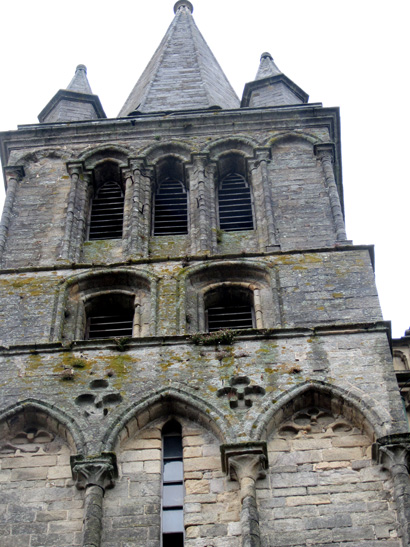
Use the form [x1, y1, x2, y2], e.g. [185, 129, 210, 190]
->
[0, 0, 409, 337]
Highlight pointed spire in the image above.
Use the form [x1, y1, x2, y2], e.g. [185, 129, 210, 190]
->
[241, 53, 309, 109]
[67, 64, 93, 94]
[255, 52, 282, 80]
[38, 65, 106, 123]
[118, 2, 239, 116]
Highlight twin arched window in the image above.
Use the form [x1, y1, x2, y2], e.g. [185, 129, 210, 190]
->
[87, 155, 254, 241]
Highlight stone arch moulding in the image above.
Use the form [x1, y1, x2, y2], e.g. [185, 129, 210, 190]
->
[139, 140, 193, 166]
[251, 380, 392, 442]
[201, 135, 260, 160]
[78, 144, 131, 169]
[103, 386, 233, 452]
[393, 350, 409, 370]
[179, 259, 279, 333]
[0, 398, 85, 454]
[265, 130, 322, 149]
[14, 148, 76, 166]
[51, 267, 159, 342]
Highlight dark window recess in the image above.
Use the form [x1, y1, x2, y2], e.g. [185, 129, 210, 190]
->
[206, 289, 254, 332]
[162, 421, 184, 546]
[154, 179, 188, 236]
[89, 182, 124, 240]
[218, 173, 253, 232]
[86, 295, 134, 340]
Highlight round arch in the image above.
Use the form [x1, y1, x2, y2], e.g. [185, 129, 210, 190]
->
[140, 141, 192, 165]
[202, 136, 260, 160]
[265, 131, 322, 149]
[78, 144, 131, 169]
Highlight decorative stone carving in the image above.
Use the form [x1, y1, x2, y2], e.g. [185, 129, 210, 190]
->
[217, 376, 265, 409]
[71, 453, 118, 491]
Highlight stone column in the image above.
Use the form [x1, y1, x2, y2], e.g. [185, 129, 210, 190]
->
[221, 443, 268, 547]
[314, 143, 348, 243]
[249, 149, 280, 252]
[71, 453, 118, 547]
[187, 154, 213, 254]
[374, 433, 410, 546]
[121, 167, 134, 258]
[130, 161, 154, 257]
[0, 165, 25, 263]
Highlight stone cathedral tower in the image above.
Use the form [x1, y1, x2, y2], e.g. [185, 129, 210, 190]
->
[0, 2, 409, 547]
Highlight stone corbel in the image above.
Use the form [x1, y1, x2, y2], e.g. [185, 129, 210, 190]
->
[0, 165, 25, 261]
[221, 443, 268, 547]
[314, 143, 349, 244]
[373, 434, 410, 546]
[71, 453, 118, 491]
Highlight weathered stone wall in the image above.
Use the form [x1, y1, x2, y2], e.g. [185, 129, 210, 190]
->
[0, 429, 82, 546]
[0, 248, 381, 346]
[102, 417, 240, 547]
[258, 405, 402, 546]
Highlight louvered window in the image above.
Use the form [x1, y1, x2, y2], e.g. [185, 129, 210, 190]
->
[89, 181, 124, 240]
[154, 178, 188, 236]
[162, 420, 184, 546]
[218, 172, 253, 231]
[206, 287, 254, 332]
[86, 294, 134, 340]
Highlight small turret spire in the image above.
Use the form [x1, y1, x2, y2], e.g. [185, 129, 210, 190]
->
[255, 52, 282, 80]
[241, 52, 309, 108]
[38, 65, 106, 123]
[67, 64, 93, 94]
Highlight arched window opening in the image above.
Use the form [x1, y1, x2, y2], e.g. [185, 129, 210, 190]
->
[205, 286, 254, 332]
[162, 420, 184, 546]
[88, 162, 124, 240]
[217, 153, 253, 232]
[85, 293, 134, 339]
[154, 158, 188, 236]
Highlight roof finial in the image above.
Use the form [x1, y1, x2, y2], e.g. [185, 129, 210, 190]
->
[261, 52, 273, 61]
[76, 64, 87, 74]
[174, 1, 193, 14]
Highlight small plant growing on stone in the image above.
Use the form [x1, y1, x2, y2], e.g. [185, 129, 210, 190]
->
[114, 337, 132, 352]
[191, 329, 236, 346]
[71, 359, 86, 369]
[61, 368, 75, 381]
[216, 228, 224, 244]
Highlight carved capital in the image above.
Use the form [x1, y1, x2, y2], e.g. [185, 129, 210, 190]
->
[66, 161, 85, 178]
[221, 442, 268, 482]
[4, 165, 25, 185]
[373, 434, 410, 472]
[314, 143, 335, 163]
[70, 453, 118, 491]
[254, 147, 272, 162]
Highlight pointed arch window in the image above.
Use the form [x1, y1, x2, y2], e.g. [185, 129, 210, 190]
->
[162, 420, 184, 546]
[154, 158, 188, 236]
[88, 162, 124, 240]
[217, 154, 254, 232]
[205, 286, 254, 332]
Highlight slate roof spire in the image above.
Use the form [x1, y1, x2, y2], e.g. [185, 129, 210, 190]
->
[38, 65, 106, 123]
[118, 1, 240, 116]
[241, 52, 309, 108]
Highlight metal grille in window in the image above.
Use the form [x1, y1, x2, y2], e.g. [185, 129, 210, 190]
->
[154, 179, 188, 236]
[86, 295, 134, 340]
[206, 289, 254, 332]
[162, 421, 184, 546]
[89, 182, 124, 240]
[218, 172, 253, 231]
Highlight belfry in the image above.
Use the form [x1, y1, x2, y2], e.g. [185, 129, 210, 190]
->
[0, 3, 409, 546]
